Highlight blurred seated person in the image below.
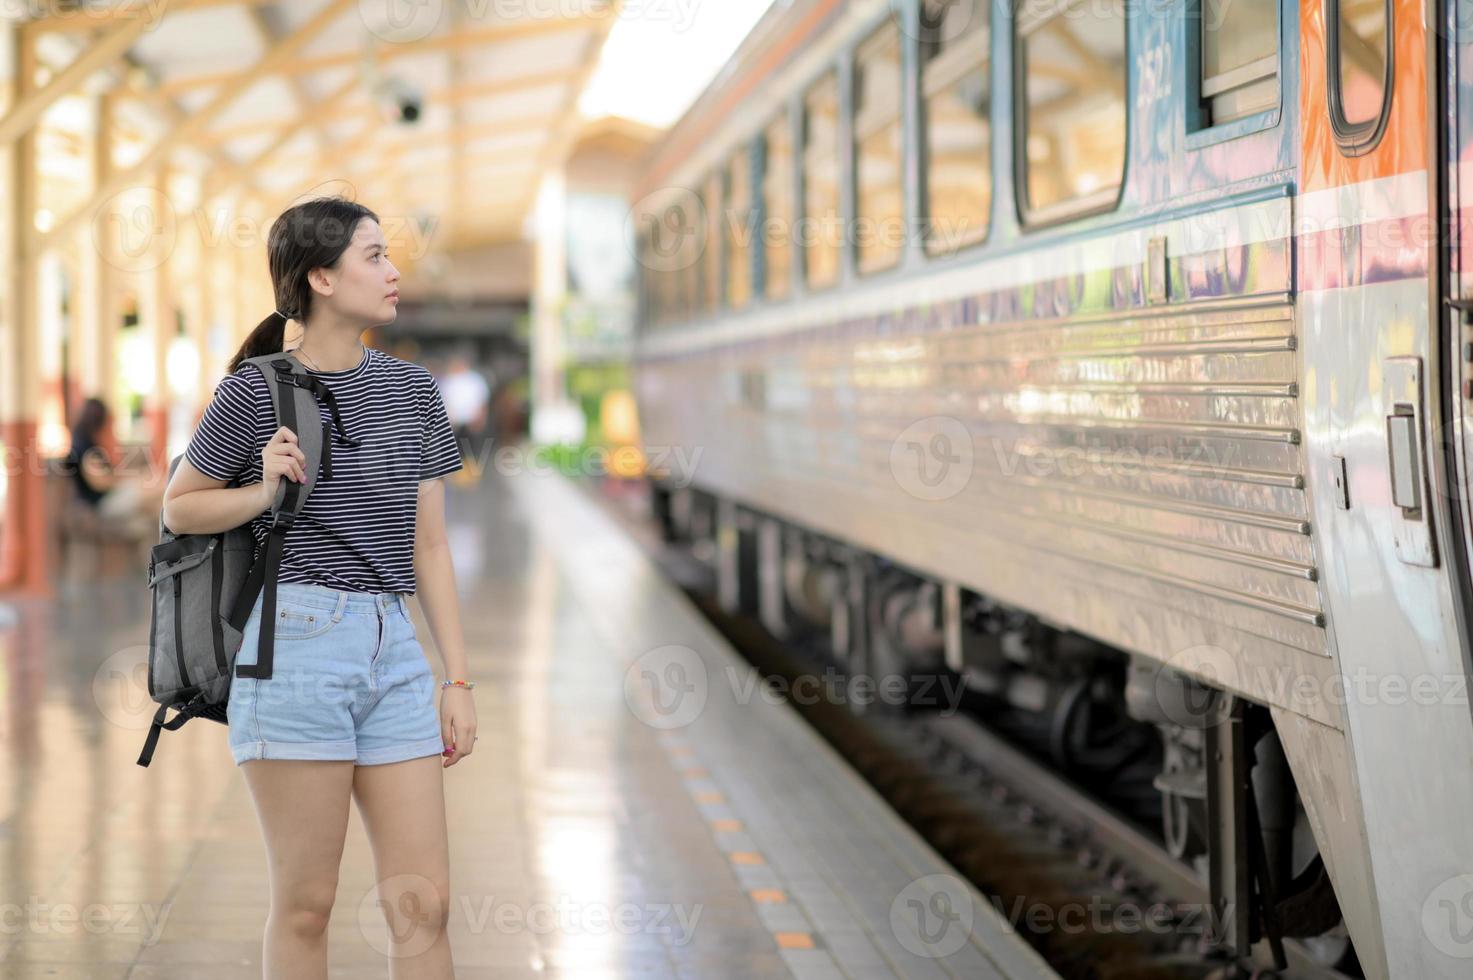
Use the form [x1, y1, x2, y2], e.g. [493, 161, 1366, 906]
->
[63, 397, 166, 541]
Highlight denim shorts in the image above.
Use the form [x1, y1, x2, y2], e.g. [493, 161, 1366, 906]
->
[227, 581, 445, 767]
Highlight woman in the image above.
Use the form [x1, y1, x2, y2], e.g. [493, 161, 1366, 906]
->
[64, 397, 164, 541]
[161, 196, 475, 978]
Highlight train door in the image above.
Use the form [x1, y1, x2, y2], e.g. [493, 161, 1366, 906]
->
[1443, 0, 1473, 595]
[1293, 0, 1473, 975]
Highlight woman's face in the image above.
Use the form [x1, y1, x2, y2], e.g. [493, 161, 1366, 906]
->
[319, 218, 401, 325]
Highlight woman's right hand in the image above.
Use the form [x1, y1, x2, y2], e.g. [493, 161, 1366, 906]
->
[259, 426, 308, 507]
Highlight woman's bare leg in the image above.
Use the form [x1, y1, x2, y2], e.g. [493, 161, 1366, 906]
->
[240, 759, 356, 979]
[352, 755, 454, 979]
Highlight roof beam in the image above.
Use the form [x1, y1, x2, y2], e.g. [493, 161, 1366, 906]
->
[200, 73, 572, 146]
[246, 5, 326, 153]
[201, 73, 361, 199]
[364, 114, 565, 151]
[0, 16, 151, 147]
[157, 15, 606, 97]
[36, 0, 357, 255]
[261, 114, 555, 179]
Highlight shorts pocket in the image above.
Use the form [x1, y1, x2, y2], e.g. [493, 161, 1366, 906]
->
[272, 603, 339, 641]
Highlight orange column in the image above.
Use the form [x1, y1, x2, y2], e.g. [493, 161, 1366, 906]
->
[0, 29, 48, 595]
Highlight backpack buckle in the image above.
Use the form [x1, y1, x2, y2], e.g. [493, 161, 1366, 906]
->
[269, 509, 297, 533]
[273, 370, 309, 389]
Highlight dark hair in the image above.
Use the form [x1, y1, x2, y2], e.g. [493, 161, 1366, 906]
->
[71, 396, 110, 448]
[226, 196, 380, 374]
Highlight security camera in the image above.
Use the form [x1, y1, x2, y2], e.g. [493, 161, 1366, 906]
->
[374, 76, 422, 125]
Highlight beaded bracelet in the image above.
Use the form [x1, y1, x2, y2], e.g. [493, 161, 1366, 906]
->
[441, 679, 476, 690]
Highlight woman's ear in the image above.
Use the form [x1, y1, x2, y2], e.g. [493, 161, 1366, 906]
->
[308, 266, 333, 298]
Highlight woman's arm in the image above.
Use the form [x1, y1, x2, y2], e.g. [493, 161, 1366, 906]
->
[163, 425, 306, 534]
[412, 477, 469, 681]
[413, 476, 476, 765]
[161, 457, 271, 534]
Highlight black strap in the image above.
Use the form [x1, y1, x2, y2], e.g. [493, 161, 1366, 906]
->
[271, 369, 360, 448]
[136, 704, 194, 768]
[172, 575, 189, 689]
[232, 361, 306, 682]
[210, 541, 227, 676]
[233, 516, 291, 680]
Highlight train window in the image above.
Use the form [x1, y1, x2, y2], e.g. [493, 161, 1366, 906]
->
[854, 19, 904, 274]
[921, 0, 991, 255]
[659, 220, 680, 325]
[803, 72, 842, 290]
[1016, 0, 1127, 223]
[1328, 0, 1391, 153]
[681, 194, 702, 319]
[703, 172, 722, 312]
[764, 111, 794, 301]
[727, 148, 753, 310]
[669, 197, 697, 321]
[1200, 0, 1278, 125]
[637, 233, 652, 327]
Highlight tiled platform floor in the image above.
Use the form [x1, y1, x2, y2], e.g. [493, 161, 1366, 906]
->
[0, 459, 1057, 980]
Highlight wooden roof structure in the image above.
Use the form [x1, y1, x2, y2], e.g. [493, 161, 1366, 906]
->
[6, 0, 624, 251]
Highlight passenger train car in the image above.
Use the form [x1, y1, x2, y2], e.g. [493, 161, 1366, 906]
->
[628, 0, 1473, 975]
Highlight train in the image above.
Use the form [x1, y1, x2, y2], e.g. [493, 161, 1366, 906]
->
[627, 0, 1473, 976]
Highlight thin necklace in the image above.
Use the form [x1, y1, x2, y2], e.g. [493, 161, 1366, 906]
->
[295, 342, 365, 373]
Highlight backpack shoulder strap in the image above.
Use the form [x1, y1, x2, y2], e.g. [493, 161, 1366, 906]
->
[243, 351, 326, 517]
[227, 351, 332, 681]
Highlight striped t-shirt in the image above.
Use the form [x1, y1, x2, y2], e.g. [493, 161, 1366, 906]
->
[183, 346, 463, 594]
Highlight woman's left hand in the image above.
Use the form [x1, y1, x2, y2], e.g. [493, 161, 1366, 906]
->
[440, 688, 478, 767]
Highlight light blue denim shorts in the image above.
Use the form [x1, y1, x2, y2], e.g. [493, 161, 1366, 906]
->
[227, 581, 445, 767]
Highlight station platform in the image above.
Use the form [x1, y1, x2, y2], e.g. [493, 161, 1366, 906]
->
[0, 461, 1058, 980]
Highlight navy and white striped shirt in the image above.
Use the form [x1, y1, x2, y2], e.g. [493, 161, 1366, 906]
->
[183, 346, 463, 595]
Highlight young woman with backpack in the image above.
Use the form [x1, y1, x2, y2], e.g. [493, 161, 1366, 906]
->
[160, 196, 474, 977]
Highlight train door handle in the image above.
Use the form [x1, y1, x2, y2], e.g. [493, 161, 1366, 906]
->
[1383, 356, 1438, 568]
[1386, 409, 1422, 514]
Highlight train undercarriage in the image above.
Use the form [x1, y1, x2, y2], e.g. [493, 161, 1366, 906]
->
[649, 480, 1362, 978]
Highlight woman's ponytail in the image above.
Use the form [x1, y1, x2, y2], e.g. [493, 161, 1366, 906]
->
[227, 311, 288, 374]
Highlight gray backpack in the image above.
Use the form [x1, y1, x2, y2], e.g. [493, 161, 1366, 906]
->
[136, 351, 359, 767]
